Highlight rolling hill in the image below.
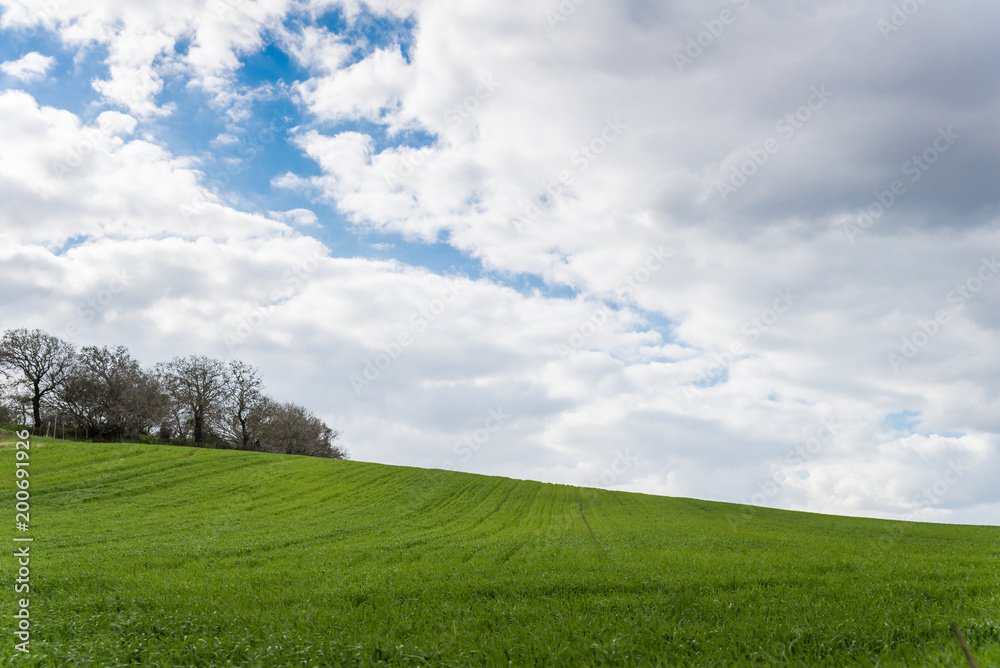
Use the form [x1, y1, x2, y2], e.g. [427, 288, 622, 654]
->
[2, 436, 997, 666]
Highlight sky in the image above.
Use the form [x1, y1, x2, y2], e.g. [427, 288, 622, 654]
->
[1, 0, 998, 525]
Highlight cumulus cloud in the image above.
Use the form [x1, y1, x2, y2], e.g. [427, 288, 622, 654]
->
[278, 0, 1000, 523]
[1, 0, 998, 525]
[294, 46, 411, 122]
[0, 0, 295, 116]
[0, 51, 54, 82]
[96, 111, 138, 136]
[0, 90, 285, 246]
[270, 208, 320, 227]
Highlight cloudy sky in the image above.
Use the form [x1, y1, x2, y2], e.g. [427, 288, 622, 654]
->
[1, 0, 998, 524]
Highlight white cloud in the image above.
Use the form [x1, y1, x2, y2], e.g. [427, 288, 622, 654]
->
[270, 0, 1000, 522]
[211, 132, 241, 147]
[1, 1, 999, 524]
[96, 111, 138, 137]
[294, 46, 411, 123]
[0, 51, 55, 82]
[270, 208, 319, 227]
[0, 0, 293, 116]
[0, 90, 285, 246]
[277, 24, 351, 74]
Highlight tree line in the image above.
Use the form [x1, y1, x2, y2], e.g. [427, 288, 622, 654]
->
[0, 328, 346, 459]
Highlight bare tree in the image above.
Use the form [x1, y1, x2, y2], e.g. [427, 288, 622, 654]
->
[0, 330, 344, 456]
[160, 400, 192, 443]
[0, 329, 76, 434]
[0, 380, 30, 427]
[58, 345, 166, 440]
[58, 367, 104, 436]
[224, 360, 263, 450]
[250, 398, 347, 459]
[155, 356, 229, 447]
[0, 400, 16, 426]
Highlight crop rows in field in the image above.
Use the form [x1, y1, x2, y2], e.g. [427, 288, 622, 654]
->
[2, 441, 997, 666]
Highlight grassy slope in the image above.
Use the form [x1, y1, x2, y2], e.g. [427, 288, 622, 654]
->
[0, 439, 997, 667]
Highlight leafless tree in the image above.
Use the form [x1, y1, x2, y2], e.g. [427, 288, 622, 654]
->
[160, 400, 192, 443]
[57, 368, 104, 436]
[0, 381, 30, 427]
[249, 398, 347, 459]
[224, 360, 264, 450]
[0, 400, 16, 426]
[1, 329, 344, 457]
[58, 345, 166, 440]
[0, 329, 76, 434]
[155, 356, 229, 447]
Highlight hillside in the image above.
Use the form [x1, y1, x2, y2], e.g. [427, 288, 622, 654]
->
[1, 439, 997, 666]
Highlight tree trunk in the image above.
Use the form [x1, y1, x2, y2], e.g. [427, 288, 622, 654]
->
[31, 388, 42, 435]
[194, 412, 204, 447]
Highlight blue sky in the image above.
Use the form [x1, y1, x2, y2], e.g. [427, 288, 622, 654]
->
[1, 0, 998, 525]
[0, 11, 489, 278]
[20, 10, 597, 300]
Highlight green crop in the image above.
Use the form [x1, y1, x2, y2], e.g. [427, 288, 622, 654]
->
[1, 438, 997, 666]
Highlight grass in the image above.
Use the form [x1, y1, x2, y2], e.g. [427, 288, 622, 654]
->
[1, 437, 997, 666]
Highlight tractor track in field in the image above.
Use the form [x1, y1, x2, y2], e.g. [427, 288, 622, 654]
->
[579, 506, 600, 548]
[496, 480, 521, 511]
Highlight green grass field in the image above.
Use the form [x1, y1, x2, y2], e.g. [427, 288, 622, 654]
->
[1, 437, 997, 666]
